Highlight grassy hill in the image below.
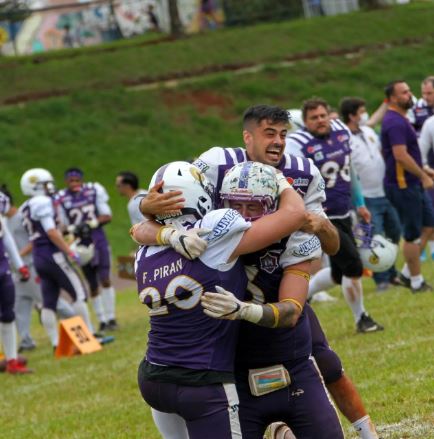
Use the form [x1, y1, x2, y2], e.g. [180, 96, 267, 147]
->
[1, 2, 434, 438]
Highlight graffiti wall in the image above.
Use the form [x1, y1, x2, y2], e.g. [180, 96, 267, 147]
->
[0, 0, 224, 55]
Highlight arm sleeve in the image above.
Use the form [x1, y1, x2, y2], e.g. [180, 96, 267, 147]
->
[198, 209, 251, 270]
[303, 159, 326, 212]
[94, 182, 112, 216]
[1, 217, 24, 269]
[350, 165, 365, 208]
[193, 147, 224, 188]
[280, 231, 322, 268]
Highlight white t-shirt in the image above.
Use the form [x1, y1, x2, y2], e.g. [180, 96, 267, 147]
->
[419, 114, 434, 166]
[128, 189, 147, 225]
[350, 125, 385, 198]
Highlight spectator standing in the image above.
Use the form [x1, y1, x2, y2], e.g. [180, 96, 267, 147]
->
[115, 172, 147, 226]
[340, 97, 402, 291]
[381, 80, 434, 292]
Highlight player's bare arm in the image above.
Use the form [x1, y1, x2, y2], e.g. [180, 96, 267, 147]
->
[300, 212, 339, 255]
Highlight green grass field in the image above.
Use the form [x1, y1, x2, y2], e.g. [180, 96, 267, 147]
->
[1, 261, 433, 438]
[1, 2, 434, 437]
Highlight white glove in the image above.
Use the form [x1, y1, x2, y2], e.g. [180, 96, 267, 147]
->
[159, 227, 211, 260]
[86, 219, 99, 229]
[274, 170, 292, 195]
[201, 286, 263, 322]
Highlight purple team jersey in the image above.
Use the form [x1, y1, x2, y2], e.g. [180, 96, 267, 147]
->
[56, 183, 108, 246]
[136, 209, 250, 374]
[237, 240, 312, 368]
[288, 120, 352, 217]
[381, 109, 422, 188]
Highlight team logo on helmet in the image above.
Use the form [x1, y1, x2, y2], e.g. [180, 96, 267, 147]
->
[29, 175, 39, 184]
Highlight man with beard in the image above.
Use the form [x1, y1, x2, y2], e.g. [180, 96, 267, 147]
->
[381, 80, 434, 292]
[286, 98, 383, 333]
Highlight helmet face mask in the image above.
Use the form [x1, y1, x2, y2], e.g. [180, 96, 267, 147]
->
[354, 223, 398, 272]
[20, 169, 56, 197]
[220, 162, 278, 222]
[149, 162, 214, 226]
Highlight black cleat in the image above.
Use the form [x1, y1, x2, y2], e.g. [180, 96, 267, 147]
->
[398, 273, 411, 289]
[99, 322, 107, 332]
[357, 313, 384, 333]
[411, 281, 433, 293]
[107, 319, 118, 331]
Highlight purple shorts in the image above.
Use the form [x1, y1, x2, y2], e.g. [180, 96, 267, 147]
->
[0, 270, 15, 323]
[235, 357, 344, 439]
[82, 241, 111, 290]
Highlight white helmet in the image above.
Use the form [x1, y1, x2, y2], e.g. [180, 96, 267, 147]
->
[354, 223, 398, 272]
[287, 108, 304, 133]
[220, 161, 278, 221]
[70, 241, 95, 266]
[149, 161, 214, 225]
[20, 168, 55, 197]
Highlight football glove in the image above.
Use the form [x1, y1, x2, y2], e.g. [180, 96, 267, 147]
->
[201, 286, 263, 323]
[18, 265, 30, 282]
[158, 226, 210, 260]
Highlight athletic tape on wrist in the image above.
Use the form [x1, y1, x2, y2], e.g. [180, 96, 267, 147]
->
[241, 303, 263, 324]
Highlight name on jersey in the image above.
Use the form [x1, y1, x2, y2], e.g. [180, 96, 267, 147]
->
[325, 150, 344, 159]
[142, 258, 184, 283]
[208, 209, 241, 243]
[292, 236, 321, 257]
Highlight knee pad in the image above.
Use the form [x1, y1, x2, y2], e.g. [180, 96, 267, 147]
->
[313, 348, 344, 384]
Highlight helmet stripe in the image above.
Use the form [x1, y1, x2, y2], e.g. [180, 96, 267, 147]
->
[154, 163, 170, 193]
[238, 162, 253, 189]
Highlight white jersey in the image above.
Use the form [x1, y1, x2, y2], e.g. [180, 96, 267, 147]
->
[350, 125, 385, 198]
[7, 207, 33, 266]
[419, 114, 434, 165]
[128, 189, 147, 226]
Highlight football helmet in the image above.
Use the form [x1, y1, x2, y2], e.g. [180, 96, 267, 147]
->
[20, 168, 55, 197]
[220, 161, 279, 221]
[354, 223, 398, 272]
[149, 161, 214, 225]
[69, 241, 95, 266]
[287, 108, 304, 133]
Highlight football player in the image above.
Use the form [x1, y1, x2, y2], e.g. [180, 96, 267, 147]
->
[132, 161, 306, 439]
[286, 98, 384, 334]
[57, 168, 117, 331]
[139, 104, 379, 439]
[0, 191, 32, 374]
[20, 168, 94, 349]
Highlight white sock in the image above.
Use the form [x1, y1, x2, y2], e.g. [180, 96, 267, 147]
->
[341, 276, 365, 323]
[410, 274, 423, 289]
[41, 308, 59, 347]
[72, 301, 95, 334]
[352, 415, 379, 439]
[1, 322, 17, 360]
[429, 240, 434, 254]
[151, 409, 189, 439]
[401, 264, 410, 278]
[92, 295, 106, 324]
[308, 267, 335, 300]
[101, 286, 116, 321]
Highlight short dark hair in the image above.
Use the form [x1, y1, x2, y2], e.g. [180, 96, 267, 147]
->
[339, 97, 366, 123]
[243, 105, 289, 129]
[117, 171, 139, 190]
[422, 76, 434, 88]
[0, 184, 13, 206]
[301, 97, 329, 121]
[64, 167, 84, 179]
[384, 80, 405, 99]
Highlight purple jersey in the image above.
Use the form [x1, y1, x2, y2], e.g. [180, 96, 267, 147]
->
[136, 209, 250, 374]
[56, 182, 110, 245]
[21, 196, 59, 256]
[381, 109, 422, 188]
[236, 238, 313, 369]
[287, 120, 352, 218]
[193, 147, 326, 211]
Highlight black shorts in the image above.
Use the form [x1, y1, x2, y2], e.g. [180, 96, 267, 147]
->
[329, 217, 363, 284]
